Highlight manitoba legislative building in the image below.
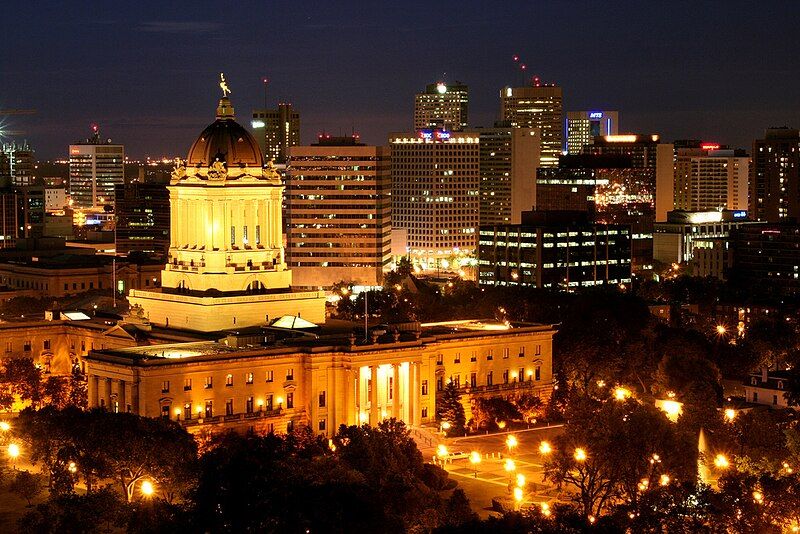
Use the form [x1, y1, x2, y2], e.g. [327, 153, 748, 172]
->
[1, 93, 555, 437]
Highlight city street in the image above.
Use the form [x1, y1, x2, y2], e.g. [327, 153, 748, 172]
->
[436, 426, 565, 517]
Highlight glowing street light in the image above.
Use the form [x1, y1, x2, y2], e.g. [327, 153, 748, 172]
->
[752, 490, 764, 504]
[469, 451, 481, 478]
[506, 435, 518, 455]
[713, 454, 730, 469]
[541, 502, 551, 517]
[724, 408, 736, 422]
[659, 473, 671, 486]
[68, 461, 78, 474]
[513, 486, 524, 508]
[8, 442, 20, 469]
[437, 444, 448, 464]
[614, 387, 631, 401]
[140, 479, 155, 498]
[0, 421, 10, 432]
[504, 458, 516, 472]
[574, 448, 587, 462]
[515, 473, 526, 487]
[539, 441, 552, 455]
[716, 325, 727, 335]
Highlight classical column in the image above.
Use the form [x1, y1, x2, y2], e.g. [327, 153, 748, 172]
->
[411, 362, 421, 426]
[117, 379, 125, 411]
[392, 364, 400, 419]
[354, 367, 361, 425]
[370, 365, 379, 425]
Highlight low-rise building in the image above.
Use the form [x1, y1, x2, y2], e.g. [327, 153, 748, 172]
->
[743, 369, 795, 409]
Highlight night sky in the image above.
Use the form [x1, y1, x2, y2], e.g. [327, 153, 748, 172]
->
[2, 1, 799, 159]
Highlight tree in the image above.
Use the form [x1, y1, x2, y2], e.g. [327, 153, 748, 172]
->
[1, 358, 43, 408]
[471, 397, 520, 431]
[9, 470, 44, 506]
[437, 380, 466, 436]
[19, 487, 128, 533]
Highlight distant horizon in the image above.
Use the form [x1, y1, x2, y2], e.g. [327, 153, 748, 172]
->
[2, 1, 799, 159]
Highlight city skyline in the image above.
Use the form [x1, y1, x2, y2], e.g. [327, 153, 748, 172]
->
[1, 1, 799, 158]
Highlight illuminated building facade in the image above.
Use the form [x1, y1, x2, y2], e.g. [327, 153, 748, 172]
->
[0, 142, 35, 187]
[729, 223, 800, 296]
[250, 103, 300, 164]
[652, 209, 762, 269]
[127, 95, 326, 332]
[68, 128, 124, 209]
[413, 81, 469, 131]
[673, 142, 749, 212]
[114, 183, 170, 257]
[286, 136, 391, 289]
[536, 153, 656, 273]
[566, 111, 618, 154]
[750, 127, 800, 222]
[478, 125, 540, 225]
[478, 210, 632, 290]
[389, 129, 480, 260]
[499, 84, 562, 168]
[84, 320, 555, 436]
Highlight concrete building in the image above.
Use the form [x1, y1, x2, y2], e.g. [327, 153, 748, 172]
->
[750, 127, 800, 222]
[673, 143, 749, 212]
[743, 369, 794, 409]
[414, 81, 469, 131]
[0, 142, 35, 187]
[69, 128, 124, 209]
[536, 154, 655, 274]
[251, 103, 300, 164]
[729, 223, 800, 296]
[127, 95, 326, 332]
[566, 111, 619, 154]
[653, 209, 760, 269]
[499, 84, 563, 168]
[389, 129, 480, 262]
[286, 136, 391, 289]
[44, 185, 68, 211]
[0, 186, 45, 248]
[114, 183, 170, 258]
[478, 210, 632, 290]
[478, 125, 540, 226]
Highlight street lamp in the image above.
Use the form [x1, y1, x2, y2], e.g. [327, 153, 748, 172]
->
[513, 486, 524, 509]
[614, 387, 631, 401]
[539, 441, 552, 455]
[437, 444, 448, 465]
[68, 461, 78, 474]
[574, 448, 587, 462]
[506, 435, 518, 456]
[516, 473, 526, 487]
[469, 451, 481, 478]
[0, 421, 10, 432]
[140, 479, 155, 498]
[714, 454, 730, 469]
[724, 408, 736, 422]
[8, 442, 20, 469]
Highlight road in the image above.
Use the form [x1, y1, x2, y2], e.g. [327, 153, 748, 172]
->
[436, 426, 565, 518]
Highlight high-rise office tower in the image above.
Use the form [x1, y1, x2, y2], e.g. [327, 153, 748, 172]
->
[68, 127, 124, 209]
[750, 127, 800, 222]
[479, 124, 540, 225]
[250, 103, 300, 164]
[499, 84, 563, 168]
[286, 135, 391, 289]
[0, 142, 35, 186]
[673, 142, 749, 212]
[114, 182, 170, 257]
[390, 129, 480, 261]
[413, 81, 469, 131]
[566, 111, 619, 154]
[537, 153, 657, 273]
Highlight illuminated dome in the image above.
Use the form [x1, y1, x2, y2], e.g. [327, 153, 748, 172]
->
[186, 97, 263, 168]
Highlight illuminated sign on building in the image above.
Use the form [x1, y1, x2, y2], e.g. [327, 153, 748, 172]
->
[589, 112, 603, 119]
[418, 129, 451, 140]
[701, 143, 720, 151]
[732, 210, 747, 219]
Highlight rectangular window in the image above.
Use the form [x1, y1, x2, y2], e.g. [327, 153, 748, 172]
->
[266, 394, 273, 410]
[287, 392, 294, 409]
[23, 341, 31, 352]
[487, 349, 493, 361]
[231, 226, 235, 245]
[161, 381, 170, 393]
[421, 380, 428, 395]
[184, 378, 192, 391]
[81, 341, 85, 352]
[5, 342, 11, 353]
[319, 391, 326, 408]
[205, 376, 213, 389]
[470, 372, 477, 388]
[286, 369, 294, 381]
[503, 348, 509, 359]
[437, 376, 444, 392]
[225, 399, 234, 416]
[753, 392, 758, 402]
[519, 367, 525, 382]
[535, 344, 541, 356]
[225, 374, 233, 387]
[452, 375, 460, 389]
[255, 225, 261, 244]
[487, 371, 493, 386]
[161, 405, 170, 419]
[436, 354, 443, 365]
[266, 370, 274, 382]
[535, 366, 541, 381]
[205, 400, 213, 418]
[470, 351, 477, 362]
[43, 340, 51, 350]
[246, 396, 254, 414]
[503, 370, 509, 384]
[388, 377, 393, 400]
[287, 420, 294, 433]
[318, 419, 326, 431]
[773, 395, 778, 405]
[184, 403, 192, 420]
[243, 225, 248, 244]
[245, 372, 254, 385]
[422, 407, 428, 419]
[454, 353, 461, 364]
[519, 346, 526, 357]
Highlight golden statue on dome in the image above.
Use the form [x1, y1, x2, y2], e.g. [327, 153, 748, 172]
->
[219, 72, 231, 97]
